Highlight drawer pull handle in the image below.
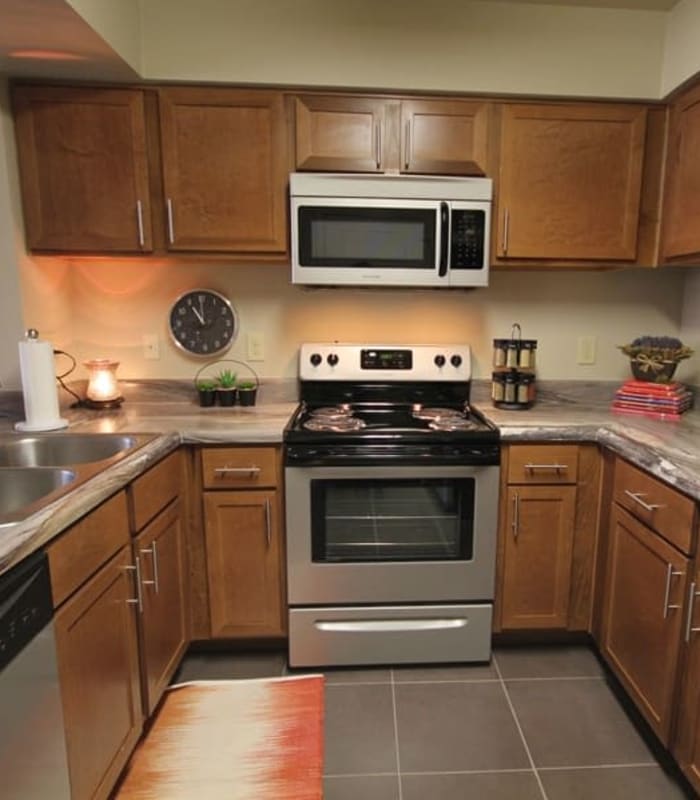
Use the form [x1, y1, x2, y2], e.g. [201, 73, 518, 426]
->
[214, 466, 261, 477]
[316, 618, 467, 633]
[124, 558, 143, 613]
[140, 542, 160, 594]
[663, 562, 684, 619]
[685, 581, 700, 642]
[512, 493, 519, 539]
[624, 490, 665, 512]
[264, 497, 271, 547]
[524, 463, 568, 473]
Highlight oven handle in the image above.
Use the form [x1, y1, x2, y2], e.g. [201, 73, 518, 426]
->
[315, 618, 467, 633]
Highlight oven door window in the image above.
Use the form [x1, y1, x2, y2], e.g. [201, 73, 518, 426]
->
[298, 206, 437, 269]
[310, 478, 475, 562]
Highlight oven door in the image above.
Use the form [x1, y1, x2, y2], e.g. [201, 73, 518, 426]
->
[285, 464, 499, 605]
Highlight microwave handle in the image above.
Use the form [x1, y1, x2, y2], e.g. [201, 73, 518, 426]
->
[439, 202, 449, 277]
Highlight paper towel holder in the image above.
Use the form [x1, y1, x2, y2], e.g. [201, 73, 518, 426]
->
[15, 328, 69, 432]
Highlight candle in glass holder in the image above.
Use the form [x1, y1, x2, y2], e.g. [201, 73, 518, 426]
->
[84, 359, 123, 407]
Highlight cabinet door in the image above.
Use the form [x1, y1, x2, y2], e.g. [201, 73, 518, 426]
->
[54, 546, 142, 800]
[12, 86, 152, 253]
[496, 103, 646, 261]
[601, 505, 688, 745]
[204, 490, 285, 638]
[661, 82, 700, 261]
[135, 500, 188, 716]
[400, 99, 489, 175]
[158, 87, 288, 253]
[295, 95, 387, 172]
[501, 485, 576, 629]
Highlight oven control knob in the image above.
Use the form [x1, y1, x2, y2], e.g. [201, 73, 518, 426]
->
[327, 353, 339, 367]
[309, 353, 322, 367]
[434, 354, 446, 367]
[451, 354, 463, 368]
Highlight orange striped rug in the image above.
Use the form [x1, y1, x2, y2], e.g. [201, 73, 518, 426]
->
[115, 676, 324, 799]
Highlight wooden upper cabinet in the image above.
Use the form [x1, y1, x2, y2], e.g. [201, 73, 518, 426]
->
[496, 102, 647, 262]
[12, 86, 152, 253]
[294, 94, 489, 175]
[158, 87, 289, 253]
[661, 82, 700, 262]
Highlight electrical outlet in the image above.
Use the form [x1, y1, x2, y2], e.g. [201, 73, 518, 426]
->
[247, 332, 265, 362]
[576, 336, 597, 365]
[143, 334, 160, 360]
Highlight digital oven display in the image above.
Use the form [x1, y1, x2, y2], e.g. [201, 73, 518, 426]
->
[360, 349, 413, 370]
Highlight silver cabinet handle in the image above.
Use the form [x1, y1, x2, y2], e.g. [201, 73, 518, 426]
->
[136, 200, 145, 247]
[124, 558, 143, 613]
[264, 496, 271, 547]
[404, 120, 411, 169]
[375, 123, 381, 169]
[524, 463, 568, 473]
[166, 197, 175, 244]
[663, 562, 684, 619]
[685, 581, 700, 642]
[214, 466, 261, 476]
[140, 542, 160, 594]
[316, 618, 467, 633]
[512, 493, 519, 539]
[624, 490, 665, 512]
[502, 208, 510, 255]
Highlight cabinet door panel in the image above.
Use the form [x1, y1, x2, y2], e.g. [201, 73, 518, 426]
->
[136, 500, 188, 716]
[401, 99, 489, 175]
[501, 485, 576, 629]
[159, 88, 288, 252]
[602, 505, 688, 744]
[497, 103, 646, 261]
[204, 490, 285, 638]
[55, 546, 142, 800]
[13, 86, 152, 252]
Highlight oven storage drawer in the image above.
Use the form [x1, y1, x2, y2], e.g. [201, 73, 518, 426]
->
[288, 604, 492, 667]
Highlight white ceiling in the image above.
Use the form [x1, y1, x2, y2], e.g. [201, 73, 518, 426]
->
[0, 0, 680, 82]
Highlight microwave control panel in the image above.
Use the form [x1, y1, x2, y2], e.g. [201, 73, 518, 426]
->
[450, 209, 485, 269]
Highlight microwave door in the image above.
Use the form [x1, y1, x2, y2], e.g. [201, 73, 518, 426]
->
[292, 198, 444, 287]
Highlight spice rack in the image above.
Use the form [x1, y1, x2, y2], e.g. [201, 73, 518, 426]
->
[491, 324, 537, 410]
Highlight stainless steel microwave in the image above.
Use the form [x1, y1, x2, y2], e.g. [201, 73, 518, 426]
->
[290, 172, 492, 288]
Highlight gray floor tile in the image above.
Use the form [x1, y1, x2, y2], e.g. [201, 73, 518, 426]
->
[324, 684, 398, 774]
[393, 661, 498, 682]
[401, 771, 544, 800]
[495, 645, 603, 679]
[540, 764, 691, 799]
[506, 677, 655, 767]
[395, 682, 530, 772]
[173, 651, 286, 682]
[324, 774, 400, 800]
[321, 667, 393, 684]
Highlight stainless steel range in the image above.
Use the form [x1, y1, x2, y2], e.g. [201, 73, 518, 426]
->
[284, 343, 500, 668]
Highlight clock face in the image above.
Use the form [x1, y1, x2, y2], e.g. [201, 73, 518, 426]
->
[168, 289, 237, 357]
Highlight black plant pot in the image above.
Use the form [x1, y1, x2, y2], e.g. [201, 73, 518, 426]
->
[238, 388, 257, 406]
[217, 388, 237, 407]
[197, 389, 216, 407]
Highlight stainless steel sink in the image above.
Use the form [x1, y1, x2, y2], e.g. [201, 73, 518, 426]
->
[0, 433, 139, 467]
[0, 467, 76, 520]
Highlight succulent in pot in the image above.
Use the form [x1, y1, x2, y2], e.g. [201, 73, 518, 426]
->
[216, 369, 238, 406]
[237, 379, 258, 406]
[196, 378, 217, 407]
[618, 336, 694, 383]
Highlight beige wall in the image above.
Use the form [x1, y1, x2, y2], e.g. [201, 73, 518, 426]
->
[139, 0, 665, 99]
[662, 0, 700, 95]
[65, 0, 142, 74]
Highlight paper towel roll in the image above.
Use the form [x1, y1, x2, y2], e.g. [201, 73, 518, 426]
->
[15, 331, 68, 432]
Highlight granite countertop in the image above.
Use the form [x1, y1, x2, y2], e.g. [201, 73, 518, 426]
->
[0, 379, 699, 578]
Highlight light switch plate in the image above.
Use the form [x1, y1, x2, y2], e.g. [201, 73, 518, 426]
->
[247, 332, 265, 362]
[576, 336, 597, 365]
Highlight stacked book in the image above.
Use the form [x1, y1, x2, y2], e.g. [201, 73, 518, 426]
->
[612, 380, 694, 420]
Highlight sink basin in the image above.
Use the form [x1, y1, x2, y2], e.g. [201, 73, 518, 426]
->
[0, 467, 76, 519]
[0, 433, 138, 467]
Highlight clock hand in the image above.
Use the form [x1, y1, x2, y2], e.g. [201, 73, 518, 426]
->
[192, 306, 205, 326]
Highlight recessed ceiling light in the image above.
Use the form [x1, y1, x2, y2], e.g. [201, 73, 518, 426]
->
[7, 49, 88, 62]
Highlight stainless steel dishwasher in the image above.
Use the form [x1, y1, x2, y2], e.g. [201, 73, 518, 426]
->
[0, 550, 72, 799]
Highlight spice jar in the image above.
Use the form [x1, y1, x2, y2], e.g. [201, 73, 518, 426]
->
[493, 339, 508, 368]
[506, 341, 519, 368]
[519, 340, 537, 369]
[504, 372, 518, 404]
[491, 372, 505, 402]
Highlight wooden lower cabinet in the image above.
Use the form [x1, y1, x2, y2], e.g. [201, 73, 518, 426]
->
[135, 499, 188, 716]
[54, 546, 142, 800]
[204, 489, 285, 638]
[501, 485, 576, 628]
[601, 505, 689, 745]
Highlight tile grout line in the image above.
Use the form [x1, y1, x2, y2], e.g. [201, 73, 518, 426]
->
[389, 668, 404, 800]
[493, 653, 551, 800]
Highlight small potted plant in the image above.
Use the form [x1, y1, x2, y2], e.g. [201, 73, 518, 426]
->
[237, 379, 258, 406]
[216, 368, 237, 406]
[196, 378, 217, 407]
[618, 336, 694, 383]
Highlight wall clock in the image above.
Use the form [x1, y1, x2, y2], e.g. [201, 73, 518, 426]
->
[168, 289, 238, 357]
